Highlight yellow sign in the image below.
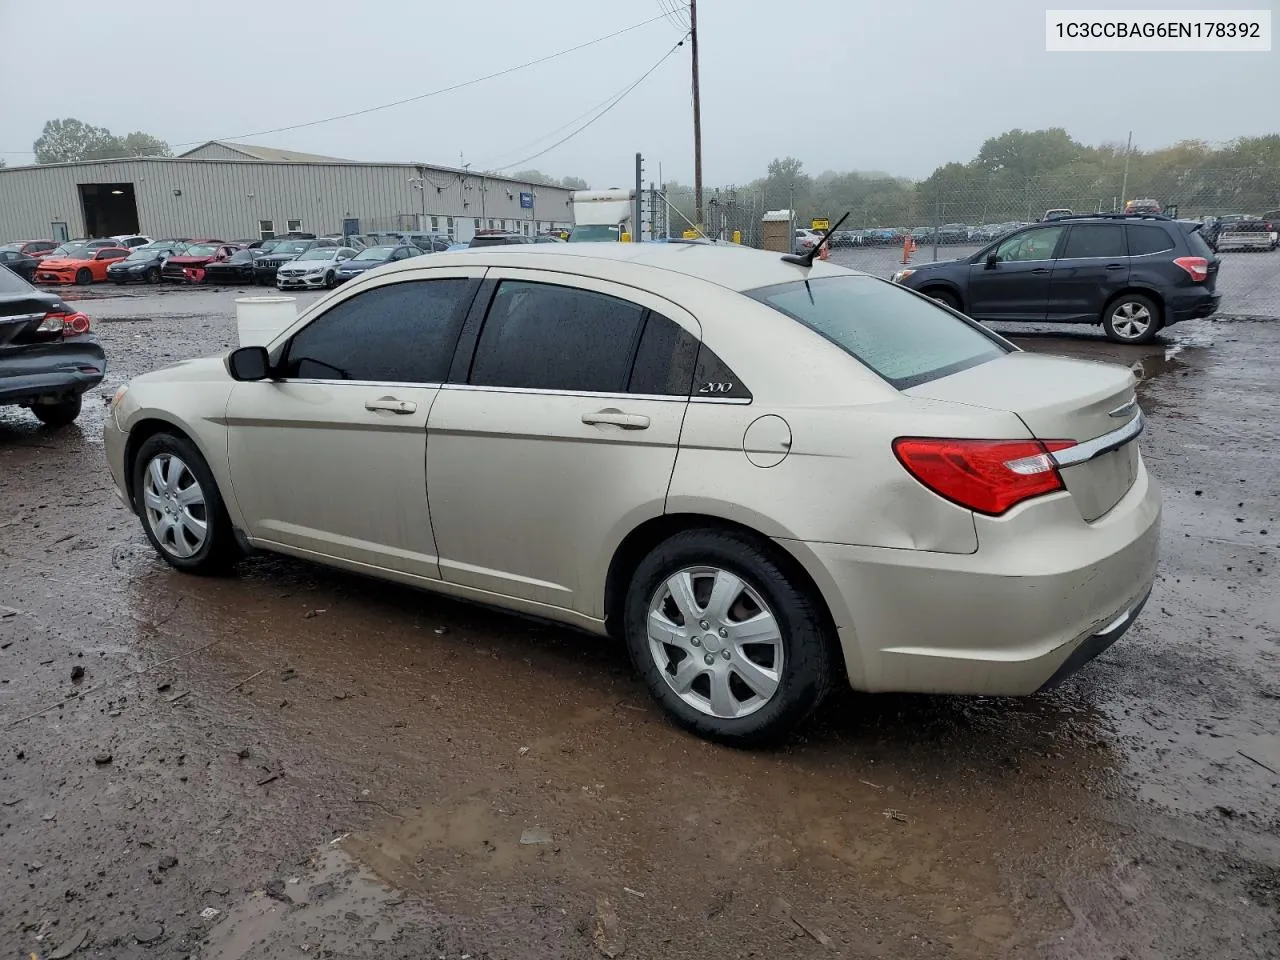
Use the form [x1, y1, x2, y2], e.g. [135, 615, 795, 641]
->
[811, 218, 830, 231]
[682, 229, 700, 239]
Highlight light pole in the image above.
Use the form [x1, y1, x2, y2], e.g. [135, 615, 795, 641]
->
[408, 177, 427, 231]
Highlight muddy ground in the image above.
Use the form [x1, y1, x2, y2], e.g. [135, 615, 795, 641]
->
[1, 285, 1277, 959]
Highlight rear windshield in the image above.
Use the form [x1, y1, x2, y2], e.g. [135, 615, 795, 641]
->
[745, 275, 1008, 389]
[0, 264, 34, 293]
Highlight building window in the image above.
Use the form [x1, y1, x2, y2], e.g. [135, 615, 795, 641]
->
[488, 219, 495, 230]
[258, 219, 275, 240]
[431, 216, 439, 231]
[474, 218, 480, 229]
[523, 221, 530, 236]
[447, 217, 454, 237]
[287, 219, 302, 233]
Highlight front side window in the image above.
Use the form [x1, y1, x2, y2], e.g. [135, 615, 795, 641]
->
[469, 281, 646, 393]
[994, 226, 1064, 262]
[1061, 224, 1126, 259]
[746, 275, 1007, 390]
[282, 278, 476, 383]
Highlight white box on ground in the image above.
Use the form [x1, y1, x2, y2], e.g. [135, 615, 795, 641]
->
[235, 296, 296, 347]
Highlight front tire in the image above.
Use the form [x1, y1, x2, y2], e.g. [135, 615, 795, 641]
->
[926, 288, 960, 311]
[623, 529, 834, 745]
[324, 271, 335, 289]
[1103, 293, 1161, 344]
[147, 267, 160, 284]
[132, 433, 239, 574]
[75, 268, 92, 286]
[32, 396, 82, 428]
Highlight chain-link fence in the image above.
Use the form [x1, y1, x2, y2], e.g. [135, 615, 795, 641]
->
[651, 170, 1280, 319]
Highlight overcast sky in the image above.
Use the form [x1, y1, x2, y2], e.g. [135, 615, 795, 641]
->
[1, 0, 1275, 186]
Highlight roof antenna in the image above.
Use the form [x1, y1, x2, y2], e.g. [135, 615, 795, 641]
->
[782, 211, 850, 267]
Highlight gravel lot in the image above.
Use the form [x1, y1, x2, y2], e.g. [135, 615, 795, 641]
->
[1, 284, 1277, 959]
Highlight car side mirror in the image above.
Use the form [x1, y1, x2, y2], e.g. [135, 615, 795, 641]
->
[985, 252, 999, 269]
[227, 346, 271, 381]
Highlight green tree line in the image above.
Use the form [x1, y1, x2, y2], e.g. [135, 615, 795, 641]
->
[663, 128, 1280, 233]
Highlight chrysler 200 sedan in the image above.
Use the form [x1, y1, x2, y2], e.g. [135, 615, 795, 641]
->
[103, 243, 1161, 744]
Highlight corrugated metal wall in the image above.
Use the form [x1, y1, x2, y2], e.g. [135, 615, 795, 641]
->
[0, 159, 575, 242]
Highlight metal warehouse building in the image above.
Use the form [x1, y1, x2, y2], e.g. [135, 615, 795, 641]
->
[0, 140, 575, 245]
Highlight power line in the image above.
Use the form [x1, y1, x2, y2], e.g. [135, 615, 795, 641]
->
[0, 14, 670, 157]
[476, 40, 683, 171]
[171, 13, 671, 148]
[488, 37, 687, 174]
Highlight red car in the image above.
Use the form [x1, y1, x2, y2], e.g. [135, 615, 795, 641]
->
[160, 242, 237, 283]
[4, 240, 59, 259]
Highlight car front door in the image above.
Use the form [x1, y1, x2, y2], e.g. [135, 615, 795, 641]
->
[1047, 223, 1129, 322]
[224, 267, 485, 578]
[425, 271, 699, 617]
[965, 225, 1065, 321]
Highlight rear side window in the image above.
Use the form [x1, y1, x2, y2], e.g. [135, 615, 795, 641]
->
[628, 313, 699, 396]
[469, 280, 646, 392]
[283, 278, 476, 382]
[1062, 224, 1125, 258]
[1184, 228, 1215, 259]
[746, 275, 1007, 390]
[1126, 224, 1175, 256]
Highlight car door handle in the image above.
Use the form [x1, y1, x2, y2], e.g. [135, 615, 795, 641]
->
[1106, 263, 1126, 270]
[364, 398, 417, 414]
[1031, 268, 1050, 274]
[582, 409, 650, 430]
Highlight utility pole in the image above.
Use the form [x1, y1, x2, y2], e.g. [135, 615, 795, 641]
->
[634, 153, 643, 242]
[1119, 130, 1133, 207]
[690, 0, 703, 228]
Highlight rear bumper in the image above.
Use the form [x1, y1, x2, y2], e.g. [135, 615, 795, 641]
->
[779, 460, 1161, 696]
[0, 338, 107, 405]
[1169, 289, 1221, 323]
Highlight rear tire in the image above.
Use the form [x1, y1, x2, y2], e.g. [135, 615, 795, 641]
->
[32, 396, 83, 428]
[132, 432, 240, 574]
[1103, 293, 1161, 344]
[75, 268, 92, 286]
[623, 528, 834, 746]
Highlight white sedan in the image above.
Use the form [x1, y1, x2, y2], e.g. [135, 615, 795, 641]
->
[275, 246, 358, 289]
[104, 242, 1160, 744]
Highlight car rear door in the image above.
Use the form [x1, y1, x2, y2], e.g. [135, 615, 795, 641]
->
[424, 271, 698, 617]
[224, 267, 484, 578]
[965, 224, 1066, 321]
[1047, 223, 1129, 322]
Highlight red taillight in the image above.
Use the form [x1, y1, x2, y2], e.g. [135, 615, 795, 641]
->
[37, 311, 92, 336]
[1173, 256, 1209, 282]
[893, 437, 1076, 516]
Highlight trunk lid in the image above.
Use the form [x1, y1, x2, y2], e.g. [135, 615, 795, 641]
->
[906, 352, 1140, 521]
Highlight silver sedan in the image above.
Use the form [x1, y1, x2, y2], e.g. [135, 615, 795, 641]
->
[104, 242, 1160, 743]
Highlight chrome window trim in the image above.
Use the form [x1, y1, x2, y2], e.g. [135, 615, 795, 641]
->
[270, 379, 749, 403]
[1052, 410, 1144, 468]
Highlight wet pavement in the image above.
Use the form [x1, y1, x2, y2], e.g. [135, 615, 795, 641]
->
[1, 286, 1278, 958]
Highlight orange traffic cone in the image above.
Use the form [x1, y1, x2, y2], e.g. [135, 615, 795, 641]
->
[818, 240, 830, 261]
[901, 237, 916, 264]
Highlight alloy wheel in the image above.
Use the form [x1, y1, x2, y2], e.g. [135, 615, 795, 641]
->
[647, 566, 784, 719]
[142, 453, 208, 559]
[1111, 301, 1152, 340]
